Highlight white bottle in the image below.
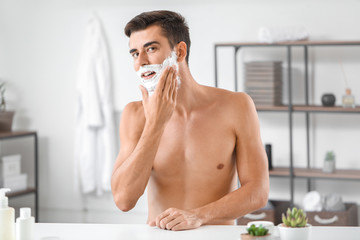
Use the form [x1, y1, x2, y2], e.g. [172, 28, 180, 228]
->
[16, 208, 35, 240]
[0, 188, 15, 240]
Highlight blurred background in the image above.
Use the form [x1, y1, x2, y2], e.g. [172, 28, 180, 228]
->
[0, 0, 359, 225]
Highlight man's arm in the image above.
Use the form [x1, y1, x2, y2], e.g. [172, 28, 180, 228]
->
[111, 66, 178, 211]
[150, 92, 269, 230]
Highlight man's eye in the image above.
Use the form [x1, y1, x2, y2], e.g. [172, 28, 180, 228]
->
[132, 52, 139, 58]
[148, 47, 156, 52]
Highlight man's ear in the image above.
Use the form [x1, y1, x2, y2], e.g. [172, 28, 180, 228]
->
[176, 41, 187, 63]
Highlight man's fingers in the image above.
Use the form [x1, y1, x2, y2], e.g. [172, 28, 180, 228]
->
[166, 216, 183, 230]
[156, 210, 171, 228]
[162, 67, 175, 98]
[159, 211, 179, 229]
[154, 66, 171, 95]
[148, 219, 156, 227]
[171, 221, 188, 231]
[171, 74, 178, 102]
[139, 85, 148, 100]
[167, 68, 176, 100]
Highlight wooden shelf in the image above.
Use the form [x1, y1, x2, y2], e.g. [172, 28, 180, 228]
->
[216, 40, 360, 47]
[256, 105, 360, 113]
[295, 168, 360, 180]
[269, 167, 290, 177]
[269, 167, 360, 180]
[294, 105, 360, 113]
[6, 188, 36, 198]
[0, 131, 37, 139]
[256, 105, 288, 112]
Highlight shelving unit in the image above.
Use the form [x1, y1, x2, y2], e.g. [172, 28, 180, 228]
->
[0, 131, 38, 222]
[214, 40, 360, 206]
[270, 167, 360, 181]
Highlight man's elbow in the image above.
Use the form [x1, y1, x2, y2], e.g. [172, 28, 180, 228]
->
[113, 192, 137, 212]
[249, 181, 269, 211]
[256, 184, 269, 209]
[257, 192, 269, 209]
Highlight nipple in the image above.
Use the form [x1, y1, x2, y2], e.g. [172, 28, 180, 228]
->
[217, 164, 224, 170]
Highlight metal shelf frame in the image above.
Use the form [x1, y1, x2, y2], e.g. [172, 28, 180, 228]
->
[0, 131, 39, 222]
[214, 40, 360, 206]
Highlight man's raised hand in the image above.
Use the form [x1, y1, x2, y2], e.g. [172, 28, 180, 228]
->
[139, 66, 178, 130]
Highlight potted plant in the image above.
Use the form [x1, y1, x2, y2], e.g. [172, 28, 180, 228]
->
[323, 151, 336, 173]
[278, 207, 312, 240]
[241, 224, 271, 240]
[0, 82, 15, 132]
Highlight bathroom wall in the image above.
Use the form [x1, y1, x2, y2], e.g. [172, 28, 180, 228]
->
[0, 0, 359, 223]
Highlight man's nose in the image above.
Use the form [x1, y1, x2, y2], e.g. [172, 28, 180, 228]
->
[136, 51, 150, 69]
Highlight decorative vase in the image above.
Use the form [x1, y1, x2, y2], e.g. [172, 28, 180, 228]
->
[321, 93, 336, 107]
[0, 111, 15, 132]
[278, 223, 312, 240]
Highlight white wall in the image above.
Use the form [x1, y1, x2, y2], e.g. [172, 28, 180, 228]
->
[1, 0, 360, 223]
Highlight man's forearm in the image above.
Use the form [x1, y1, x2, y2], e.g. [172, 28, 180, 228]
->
[195, 181, 268, 225]
[111, 122, 165, 210]
[149, 181, 268, 231]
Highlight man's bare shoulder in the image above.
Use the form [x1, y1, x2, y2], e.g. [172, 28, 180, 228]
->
[123, 100, 144, 116]
[121, 101, 145, 131]
[204, 86, 254, 110]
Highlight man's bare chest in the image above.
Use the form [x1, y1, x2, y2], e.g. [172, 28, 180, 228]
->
[152, 113, 236, 179]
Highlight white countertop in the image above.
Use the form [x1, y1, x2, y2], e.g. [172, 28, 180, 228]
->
[34, 223, 360, 240]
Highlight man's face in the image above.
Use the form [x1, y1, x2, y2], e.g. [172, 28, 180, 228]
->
[129, 25, 173, 72]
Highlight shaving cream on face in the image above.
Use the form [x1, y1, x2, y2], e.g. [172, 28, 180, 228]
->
[137, 51, 181, 96]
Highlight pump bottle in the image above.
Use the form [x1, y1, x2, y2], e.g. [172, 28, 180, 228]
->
[16, 207, 35, 240]
[0, 188, 15, 240]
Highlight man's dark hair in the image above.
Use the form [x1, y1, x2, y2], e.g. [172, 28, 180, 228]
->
[125, 10, 191, 64]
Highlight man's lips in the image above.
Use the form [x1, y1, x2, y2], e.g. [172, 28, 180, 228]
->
[141, 71, 156, 80]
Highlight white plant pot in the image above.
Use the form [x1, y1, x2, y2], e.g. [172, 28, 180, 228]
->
[277, 224, 311, 240]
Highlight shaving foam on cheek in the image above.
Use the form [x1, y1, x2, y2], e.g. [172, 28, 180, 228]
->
[137, 51, 181, 96]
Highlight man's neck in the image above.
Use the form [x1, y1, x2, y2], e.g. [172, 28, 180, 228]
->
[174, 67, 205, 118]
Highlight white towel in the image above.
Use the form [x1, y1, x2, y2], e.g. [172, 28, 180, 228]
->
[258, 26, 309, 43]
[303, 191, 323, 212]
[74, 13, 117, 196]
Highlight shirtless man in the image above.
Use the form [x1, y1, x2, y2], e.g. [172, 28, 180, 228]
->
[111, 10, 269, 231]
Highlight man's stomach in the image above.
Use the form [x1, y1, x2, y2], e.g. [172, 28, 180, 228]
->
[146, 173, 238, 224]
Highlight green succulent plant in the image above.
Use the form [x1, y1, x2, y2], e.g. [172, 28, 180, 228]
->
[246, 224, 269, 236]
[325, 151, 335, 161]
[282, 207, 308, 227]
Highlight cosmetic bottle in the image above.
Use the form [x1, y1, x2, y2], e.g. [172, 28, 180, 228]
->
[342, 88, 355, 108]
[0, 188, 15, 240]
[16, 207, 35, 240]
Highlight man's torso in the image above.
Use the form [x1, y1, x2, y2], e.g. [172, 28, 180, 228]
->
[131, 86, 242, 224]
